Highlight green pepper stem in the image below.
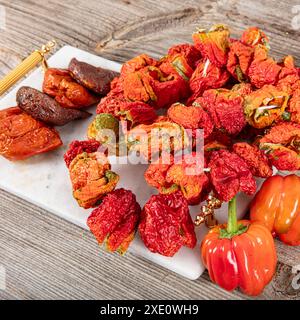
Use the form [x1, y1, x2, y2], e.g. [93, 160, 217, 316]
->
[227, 196, 238, 234]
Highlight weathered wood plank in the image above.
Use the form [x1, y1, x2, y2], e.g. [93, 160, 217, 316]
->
[0, 0, 300, 300]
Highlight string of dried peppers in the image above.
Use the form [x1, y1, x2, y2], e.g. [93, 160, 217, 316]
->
[2, 23, 299, 297]
[59, 24, 300, 297]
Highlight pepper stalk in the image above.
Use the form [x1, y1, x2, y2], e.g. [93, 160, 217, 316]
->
[219, 196, 248, 239]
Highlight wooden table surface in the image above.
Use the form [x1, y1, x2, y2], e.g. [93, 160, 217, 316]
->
[0, 0, 300, 300]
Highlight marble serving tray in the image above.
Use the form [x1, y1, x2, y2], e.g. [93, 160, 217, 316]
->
[0, 46, 265, 280]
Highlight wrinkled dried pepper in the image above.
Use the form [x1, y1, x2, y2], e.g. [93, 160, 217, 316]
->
[139, 191, 197, 257]
[69, 151, 119, 208]
[144, 152, 209, 205]
[43, 68, 98, 108]
[87, 188, 141, 254]
[208, 149, 256, 201]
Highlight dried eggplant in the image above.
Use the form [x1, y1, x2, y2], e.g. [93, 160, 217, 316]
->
[17, 86, 91, 126]
[68, 58, 119, 95]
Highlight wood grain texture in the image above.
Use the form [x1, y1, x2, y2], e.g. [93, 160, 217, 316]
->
[0, 0, 300, 300]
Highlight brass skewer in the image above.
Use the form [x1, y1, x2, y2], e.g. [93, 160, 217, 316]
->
[0, 40, 56, 96]
[194, 195, 222, 228]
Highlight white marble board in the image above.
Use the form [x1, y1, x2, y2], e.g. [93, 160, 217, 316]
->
[0, 46, 265, 280]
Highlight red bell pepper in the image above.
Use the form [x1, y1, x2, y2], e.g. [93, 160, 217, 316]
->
[201, 197, 277, 296]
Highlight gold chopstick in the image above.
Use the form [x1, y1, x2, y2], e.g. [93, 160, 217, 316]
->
[0, 40, 56, 96]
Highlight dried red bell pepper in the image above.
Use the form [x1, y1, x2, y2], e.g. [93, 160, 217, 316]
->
[144, 152, 210, 205]
[87, 188, 141, 254]
[120, 54, 157, 76]
[241, 27, 270, 48]
[64, 139, 101, 168]
[159, 44, 201, 81]
[227, 40, 254, 81]
[69, 151, 119, 208]
[43, 68, 98, 108]
[233, 142, 273, 178]
[139, 191, 197, 257]
[188, 58, 230, 101]
[243, 84, 289, 128]
[192, 24, 230, 67]
[167, 43, 201, 70]
[118, 101, 157, 126]
[0, 107, 62, 161]
[126, 120, 189, 161]
[202, 196, 277, 296]
[96, 90, 124, 115]
[288, 89, 300, 124]
[195, 88, 246, 136]
[123, 66, 188, 109]
[96, 91, 157, 128]
[276, 56, 300, 94]
[204, 131, 232, 159]
[208, 149, 256, 202]
[68, 58, 119, 96]
[87, 113, 120, 145]
[248, 46, 281, 88]
[167, 102, 214, 139]
[259, 122, 300, 171]
[231, 82, 253, 96]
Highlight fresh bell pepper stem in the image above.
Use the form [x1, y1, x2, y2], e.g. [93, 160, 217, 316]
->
[227, 196, 238, 234]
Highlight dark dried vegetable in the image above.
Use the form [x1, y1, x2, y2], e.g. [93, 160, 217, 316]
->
[17, 86, 91, 126]
[68, 58, 119, 95]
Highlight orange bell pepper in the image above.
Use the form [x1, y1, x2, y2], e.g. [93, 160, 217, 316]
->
[201, 197, 277, 296]
[250, 175, 300, 246]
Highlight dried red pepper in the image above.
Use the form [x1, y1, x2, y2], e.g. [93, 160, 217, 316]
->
[64, 139, 101, 168]
[231, 82, 253, 96]
[0, 107, 62, 161]
[208, 149, 256, 202]
[248, 46, 281, 88]
[167, 102, 214, 139]
[188, 58, 230, 101]
[139, 191, 197, 257]
[276, 56, 300, 94]
[243, 84, 289, 128]
[195, 88, 246, 135]
[87, 188, 141, 254]
[288, 89, 300, 124]
[241, 27, 270, 48]
[96, 75, 157, 129]
[259, 122, 300, 171]
[43, 68, 98, 108]
[120, 54, 157, 76]
[233, 142, 273, 178]
[17, 86, 91, 126]
[122, 66, 188, 109]
[227, 40, 254, 81]
[159, 43, 201, 80]
[68, 58, 119, 95]
[192, 24, 230, 67]
[167, 43, 201, 70]
[144, 152, 210, 205]
[118, 101, 157, 126]
[87, 113, 120, 145]
[204, 131, 232, 158]
[126, 120, 189, 161]
[69, 151, 119, 208]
